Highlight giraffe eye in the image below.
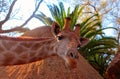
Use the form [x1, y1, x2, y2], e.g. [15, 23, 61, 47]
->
[77, 45, 81, 50]
[57, 35, 64, 40]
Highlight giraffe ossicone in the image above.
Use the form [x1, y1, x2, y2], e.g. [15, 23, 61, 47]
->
[0, 17, 89, 69]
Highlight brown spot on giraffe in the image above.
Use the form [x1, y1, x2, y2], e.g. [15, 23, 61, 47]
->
[0, 46, 4, 52]
[3, 52, 15, 65]
[31, 43, 42, 50]
[12, 45, 27, 54]
[19, 52, 29, 59]
[15, 59, 28, 65]
[20, 42, 33, 48]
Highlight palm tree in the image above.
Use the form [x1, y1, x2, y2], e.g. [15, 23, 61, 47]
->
[34, 2, 118, 77]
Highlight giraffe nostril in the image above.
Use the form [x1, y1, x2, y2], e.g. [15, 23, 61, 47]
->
[69, 52, 78, 59]
[75, 55, 79, 59]
[69, 52, 74, 58]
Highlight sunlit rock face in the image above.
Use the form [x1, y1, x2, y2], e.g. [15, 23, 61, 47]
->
[0, 54, 103, 79]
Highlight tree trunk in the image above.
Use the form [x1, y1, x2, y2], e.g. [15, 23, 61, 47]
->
[105, 48, 120, 79]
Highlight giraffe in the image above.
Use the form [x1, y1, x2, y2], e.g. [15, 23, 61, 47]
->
[0, 17, 89, 69]
[22, 17, 89, 68]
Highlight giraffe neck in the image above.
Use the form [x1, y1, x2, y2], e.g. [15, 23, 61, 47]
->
[0, 36, 57, 66]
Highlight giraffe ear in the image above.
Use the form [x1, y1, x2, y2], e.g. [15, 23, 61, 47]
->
[80, 37, 90, 47]
[51, 22, 61, 35]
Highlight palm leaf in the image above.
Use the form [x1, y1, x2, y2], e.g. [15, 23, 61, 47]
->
[70, 5, 85, 29]
[80, 14, 99, 30]
[34, 12, 53, 25]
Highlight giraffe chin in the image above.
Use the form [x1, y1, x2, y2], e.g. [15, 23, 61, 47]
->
[65, 59, 77, 69]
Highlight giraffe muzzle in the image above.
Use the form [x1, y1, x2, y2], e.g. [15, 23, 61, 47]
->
[65, 50, 79, 69]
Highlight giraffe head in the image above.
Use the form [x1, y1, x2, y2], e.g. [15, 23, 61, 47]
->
[51, 17, 89, 69]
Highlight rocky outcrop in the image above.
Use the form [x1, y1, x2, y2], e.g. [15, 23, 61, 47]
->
[0, 54, 103, 79]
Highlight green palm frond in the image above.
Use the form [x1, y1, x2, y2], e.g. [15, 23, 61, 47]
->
[47, 2, 67, 29]
[89, 53, 110, 75]
[80, 14, 99, 29]
[80, 36, 118, 76]
[70, 5, 85, 29]
[82, 37, 118, 53]
[83, 27, 117, 39]
[79, 14, 102, 40]
[47, 2, 85, 30]
[34, 12, 53, 25]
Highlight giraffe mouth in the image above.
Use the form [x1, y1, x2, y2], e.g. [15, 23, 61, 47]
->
[69, 60, 77, 69]
[65, 57, 77, 69]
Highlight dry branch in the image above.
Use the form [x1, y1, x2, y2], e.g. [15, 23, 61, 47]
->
[0, 0, 43, 33]
[18, 0, 43, 27]
[0, 0, 17, 30]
